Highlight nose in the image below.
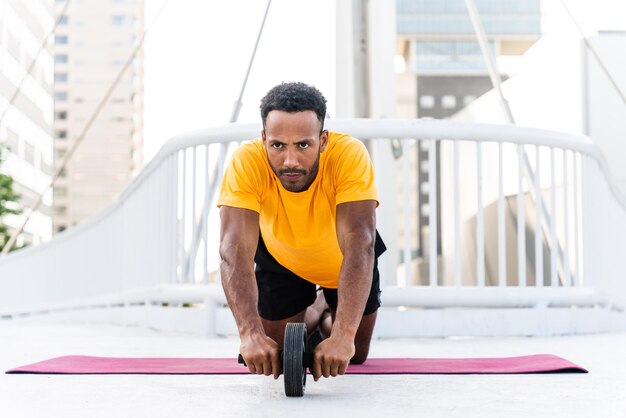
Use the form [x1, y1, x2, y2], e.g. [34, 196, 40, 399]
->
[283, 148, 299, 168]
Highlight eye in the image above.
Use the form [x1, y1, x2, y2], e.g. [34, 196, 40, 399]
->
[271, 143, 283, 149]
[298, 143, 310, 149]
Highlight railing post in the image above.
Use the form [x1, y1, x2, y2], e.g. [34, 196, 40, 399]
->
[476, 141, 485, 287]
[517, 146, 526, 287]
[497, 142, 506, 287]
[534, 146, 543, 287]
[428, 139, 438, 287]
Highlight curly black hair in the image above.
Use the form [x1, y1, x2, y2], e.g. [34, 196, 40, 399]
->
[260, 82, 327, 130]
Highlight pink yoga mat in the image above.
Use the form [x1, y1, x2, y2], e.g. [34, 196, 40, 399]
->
[6, 354, 586, 375]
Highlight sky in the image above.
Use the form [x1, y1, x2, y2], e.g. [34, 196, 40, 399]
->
[143, 0, 336, 162]
[142, 0, 626, 163]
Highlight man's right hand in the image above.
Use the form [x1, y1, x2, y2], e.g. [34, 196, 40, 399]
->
[239, 332, 282, 379]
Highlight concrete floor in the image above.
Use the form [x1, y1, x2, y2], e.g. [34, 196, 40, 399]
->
[1, 320, 625, 418]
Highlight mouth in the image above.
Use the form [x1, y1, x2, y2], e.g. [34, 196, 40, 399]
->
[281, 173, 303, 182]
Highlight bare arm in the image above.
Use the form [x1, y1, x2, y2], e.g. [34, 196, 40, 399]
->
[219, 206, 281, 379]
[311, 200, 376, 380]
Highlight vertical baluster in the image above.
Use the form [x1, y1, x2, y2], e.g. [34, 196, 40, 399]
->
[180, 149, 187, 283]
[573, 152, 582, 286]
[498, 142, 506, 287]
[169, 152, 180, 283]
[402, 139, 412, 287]
[158, 160, 165, 284]
[476, 141, 485, 287]
[563, 149, 571, 286]
[189, 146, 198, 283]
[550, 147, 557, 287]
[517, 146, 526, 287]
[534, 146, 543, 287]
[454, 140, 461, 287]
[428, 139, 438, 287]
[203, 145, 210, 284]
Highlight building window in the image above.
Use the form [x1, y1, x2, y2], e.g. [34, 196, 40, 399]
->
[54, 91, 68, 101]
[442, 95, 457, 109]
[56, 206, 67, 216]
[463, 95, 477, 106]
[54, 54, 68, 64]
[55, 149, 67, 159]
[55, 130, 67, 139]
[419, 95, 435, 109]
[55, 72, 68, 82]
[55, 111, 68, 120]
[6, 129, 19, 154]
[112, 15, 129, 25]
[55, 35, 68, 45]
[55, 187, 67, 198]
[24, 142, 35, 165]
[58, 16, 68, 25]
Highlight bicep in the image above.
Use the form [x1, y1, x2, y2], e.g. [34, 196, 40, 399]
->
[219, 206, 259, 261]
[336, 200, 377, 252]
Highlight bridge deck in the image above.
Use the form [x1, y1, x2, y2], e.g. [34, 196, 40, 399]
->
[1, 320, 625, 417]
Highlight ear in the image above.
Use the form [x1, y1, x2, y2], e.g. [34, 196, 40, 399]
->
[320, 130, 329, 152]
[262, 130, 266, 143]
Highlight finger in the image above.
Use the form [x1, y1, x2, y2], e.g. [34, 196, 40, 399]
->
[255, 361, 265, 375]
[262, 356, 272, 376]
[272, 351, 281, 380]
[322, 357, 331, 378]
[338, 361, 349, 375]
[330, 362, 339, 377]
[312, 353, 322, 381]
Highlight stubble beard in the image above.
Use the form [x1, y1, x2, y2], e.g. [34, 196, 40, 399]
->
[270, 151, 321, 193]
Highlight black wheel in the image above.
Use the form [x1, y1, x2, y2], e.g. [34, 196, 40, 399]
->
[283, 322, 307, 397]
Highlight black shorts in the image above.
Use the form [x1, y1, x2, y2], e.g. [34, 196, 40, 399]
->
[254, 231, 387, 321]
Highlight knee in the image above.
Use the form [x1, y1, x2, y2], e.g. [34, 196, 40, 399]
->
[350, 345, 370, 365]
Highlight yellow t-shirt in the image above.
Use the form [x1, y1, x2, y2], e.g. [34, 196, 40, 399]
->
[217, 131, 378, 288]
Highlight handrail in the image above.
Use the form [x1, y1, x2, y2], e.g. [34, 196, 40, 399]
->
[2, 118, 625, 336]
[1, 118, 623, 261]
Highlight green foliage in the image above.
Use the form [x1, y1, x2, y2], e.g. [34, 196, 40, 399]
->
[0, 145, 23, 252]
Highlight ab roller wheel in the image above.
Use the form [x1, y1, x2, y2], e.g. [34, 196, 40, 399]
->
[238, 322, 313, 397]
[283, 322, 309, 397]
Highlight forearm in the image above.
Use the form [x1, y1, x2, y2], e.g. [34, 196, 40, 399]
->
[220, 252, 264, 338]
[333, 235, 375, 340]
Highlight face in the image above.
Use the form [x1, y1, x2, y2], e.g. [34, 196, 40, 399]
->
[262, 110, 328, 193]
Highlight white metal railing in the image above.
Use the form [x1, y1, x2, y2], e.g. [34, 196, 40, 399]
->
[1, 119, 625, 335]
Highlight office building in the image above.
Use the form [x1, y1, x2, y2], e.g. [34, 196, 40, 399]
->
[52, 0, 144, 232]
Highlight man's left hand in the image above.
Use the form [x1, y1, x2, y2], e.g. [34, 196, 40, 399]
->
[310, 335, 355, 381]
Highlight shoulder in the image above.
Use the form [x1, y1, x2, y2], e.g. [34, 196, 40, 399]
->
[224, 138, 270, 185]
[324, 131, 370, 165]
[325, 131, 367, 158]
[232, 138, 265, 162]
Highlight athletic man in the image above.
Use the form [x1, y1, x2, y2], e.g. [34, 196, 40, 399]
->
[218, 82, 386, 382]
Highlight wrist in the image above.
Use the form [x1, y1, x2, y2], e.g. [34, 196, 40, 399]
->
[239, 324, 265, 340]
[330, 323, 358, 341]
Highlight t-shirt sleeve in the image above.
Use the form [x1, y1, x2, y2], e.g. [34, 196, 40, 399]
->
[333, 137, 379, 206]
[217, 144, 264, 213]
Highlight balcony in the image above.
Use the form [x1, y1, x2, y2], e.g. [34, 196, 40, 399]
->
[1, 119, 625, 415]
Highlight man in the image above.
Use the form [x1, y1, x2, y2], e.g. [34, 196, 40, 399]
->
[218, 82, 386, 382]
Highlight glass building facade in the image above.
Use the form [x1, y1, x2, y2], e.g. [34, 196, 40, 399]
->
[397, 0, 541, 76]
[395, 0, 541, 264]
